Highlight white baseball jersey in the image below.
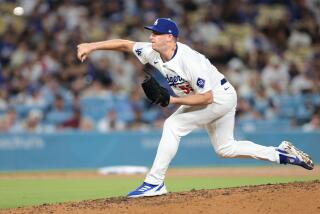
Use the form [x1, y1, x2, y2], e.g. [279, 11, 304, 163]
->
[132, 42, 226, 97]
[131, 41, 280, 186]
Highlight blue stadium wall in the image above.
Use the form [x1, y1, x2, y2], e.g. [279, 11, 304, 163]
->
[0, 130, 319, 171]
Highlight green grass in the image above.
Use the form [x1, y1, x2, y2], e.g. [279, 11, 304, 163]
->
[0, 175, 319, 209]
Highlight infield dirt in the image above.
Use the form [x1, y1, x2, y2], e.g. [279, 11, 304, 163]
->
[1, 167, 319, 214]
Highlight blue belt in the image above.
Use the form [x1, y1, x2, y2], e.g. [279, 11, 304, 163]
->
[220, 78, 227, 85]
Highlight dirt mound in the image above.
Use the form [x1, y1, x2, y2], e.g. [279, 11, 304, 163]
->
[3, 180, 320, 214]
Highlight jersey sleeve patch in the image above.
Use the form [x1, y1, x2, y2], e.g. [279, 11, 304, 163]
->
[196, 77, 205, 88]
[135, 48, 143, 56]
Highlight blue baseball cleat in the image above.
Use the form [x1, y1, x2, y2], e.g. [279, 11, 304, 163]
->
[277, 141, 314, 170]
[127, 182, 168, 198]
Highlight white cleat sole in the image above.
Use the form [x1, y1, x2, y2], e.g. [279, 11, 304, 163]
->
[127, 183, 168, 198]
[128, 188, 168, 198]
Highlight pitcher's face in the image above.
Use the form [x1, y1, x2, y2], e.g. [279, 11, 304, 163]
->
[149, 32, 171, 52]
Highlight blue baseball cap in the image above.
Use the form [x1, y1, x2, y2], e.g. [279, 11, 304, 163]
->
[144, 18, 179, 37]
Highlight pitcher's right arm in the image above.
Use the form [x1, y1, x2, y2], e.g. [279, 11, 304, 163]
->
[77, 39, 135, 62]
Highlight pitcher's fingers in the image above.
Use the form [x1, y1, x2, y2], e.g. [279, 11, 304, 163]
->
[77, 52, 82, 61]
[81, 54, 87, 62]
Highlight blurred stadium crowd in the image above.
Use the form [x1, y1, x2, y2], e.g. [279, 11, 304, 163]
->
[0, 0, 319, 133]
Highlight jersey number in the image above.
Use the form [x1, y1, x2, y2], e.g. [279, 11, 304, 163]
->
[178, 84, 193, 94]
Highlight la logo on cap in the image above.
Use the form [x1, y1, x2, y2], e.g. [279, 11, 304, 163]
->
[144, 18, 179, 37]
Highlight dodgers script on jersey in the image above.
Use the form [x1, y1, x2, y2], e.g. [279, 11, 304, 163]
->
[133, 42, 225, 97]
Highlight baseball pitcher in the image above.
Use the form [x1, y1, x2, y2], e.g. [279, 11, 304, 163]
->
[77, 18, 314, 198]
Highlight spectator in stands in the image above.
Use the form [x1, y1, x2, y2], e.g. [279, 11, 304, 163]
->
[45, 94, 73, 125]
[253, 85, 271, 117]
[236, 97, 262, 122]
[127, 86, 150, 130]
[0, 108, 20, 133]
[58, 108, 82, 130]
[57, 107, 94, 131]
[81, 79, 111, 98]
[79, 117, 95, 131]
[97, 110, 126, 132]
[303, 107, 320, 132]
[291, 70, 315, 95]
[24, 84, 47, 110]
[224, 58, 250, 94]
[0, 88, 8, 111]
[21, 109, 44, 133]
[261, 55, 289, 96]
[87, 57, 113, 89]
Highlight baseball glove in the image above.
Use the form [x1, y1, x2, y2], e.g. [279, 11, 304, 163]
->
[141, 75, 170, 107]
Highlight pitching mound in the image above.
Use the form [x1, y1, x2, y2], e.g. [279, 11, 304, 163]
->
[4, 180, 319, 214]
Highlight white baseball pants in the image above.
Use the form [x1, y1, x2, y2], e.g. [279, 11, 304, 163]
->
[145, 84, 280, 185]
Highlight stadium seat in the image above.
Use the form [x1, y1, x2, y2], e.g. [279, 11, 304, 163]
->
[80, 96, 115, 121]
